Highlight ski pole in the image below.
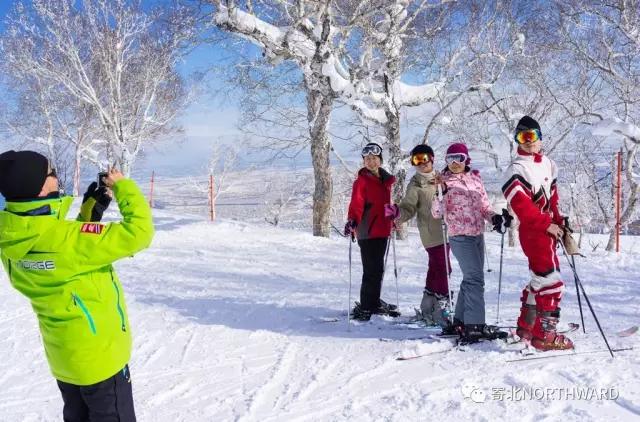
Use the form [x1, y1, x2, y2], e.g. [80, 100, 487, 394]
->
[484, 240, 492, 273]
[382, 235, 391, 286]
[496, 229, 505, 324]
[347, 233, 355, 331]
[437, 183, 454, 324]
[559, 239, 614, 358]
[391, 228, 399, 311]
[571, 254, 586, 334]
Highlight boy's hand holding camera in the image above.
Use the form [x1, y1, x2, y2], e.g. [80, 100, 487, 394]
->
[80, 169, 124, 222]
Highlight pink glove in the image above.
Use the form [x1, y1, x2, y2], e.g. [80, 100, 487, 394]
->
[384, 204, 400, 219]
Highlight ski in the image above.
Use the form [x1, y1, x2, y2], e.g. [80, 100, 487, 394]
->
[316, 317, 341, 323]
[396, 347, 455, 360]
[396, 339, 526, 361]
[616, 325, 638, 337]
[379, 335, 432, 342]
[506, 347, 633, 363]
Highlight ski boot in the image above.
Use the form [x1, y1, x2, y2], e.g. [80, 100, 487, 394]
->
[481, 325, 509, 341]
[419, 290, 437, 326]
[421, 289, 454, 327]
[531, 293, 574, 351]
[435, 291, 454, 328]
[375, 299, 401, 317]
[459, 324, 484, 345]
[440, 317, 464, 336]
[515, 288, 536, 341]
[350, 302, 372, 321]
[531, 309, 574, 351]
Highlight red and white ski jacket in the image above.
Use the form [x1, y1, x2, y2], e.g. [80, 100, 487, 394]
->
[501, 149, 564, 233]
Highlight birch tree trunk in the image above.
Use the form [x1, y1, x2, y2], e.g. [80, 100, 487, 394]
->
[307, 82, 334, 237]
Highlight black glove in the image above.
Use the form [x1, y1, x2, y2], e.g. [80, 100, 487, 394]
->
[492, 208, 513, 233]
[80, 181, 112, 222]
[344, 220, 357, 237]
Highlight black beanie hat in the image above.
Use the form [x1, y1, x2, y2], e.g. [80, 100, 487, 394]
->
[410, 144, 434, 158]
[515, 115, 541, 136]
[0, 150, 49, 200]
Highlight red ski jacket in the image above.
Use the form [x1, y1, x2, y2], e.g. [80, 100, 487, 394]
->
[348, 167, 396, 240]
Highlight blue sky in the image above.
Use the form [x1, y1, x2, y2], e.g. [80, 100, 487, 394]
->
[0, 1, 253, 177]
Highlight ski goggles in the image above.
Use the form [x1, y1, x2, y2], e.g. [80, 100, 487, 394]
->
[361, 144, 382, 157]
[411, 153, 432, 166]
[515, 129, 541, 144]
[445, 153, 468, 165]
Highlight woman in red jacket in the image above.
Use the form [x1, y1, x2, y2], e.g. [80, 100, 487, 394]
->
[344, 142, 399, 321]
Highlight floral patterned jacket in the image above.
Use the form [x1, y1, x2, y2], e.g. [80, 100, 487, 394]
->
[431, 169, 495, 237]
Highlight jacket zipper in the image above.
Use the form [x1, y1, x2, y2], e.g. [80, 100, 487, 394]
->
[72, 293, 97, 335]
[110, 270, 127, 332]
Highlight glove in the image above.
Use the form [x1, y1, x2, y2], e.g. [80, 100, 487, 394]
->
[491, 214, 504, 232]
[80, 181, 112, 222]
[344, 220, 357, 236]
[501, 208, 513, 228]
[384, 204, 400, 220]
[492, 209, 513, 233]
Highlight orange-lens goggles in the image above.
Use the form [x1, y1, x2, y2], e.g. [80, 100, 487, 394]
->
[411, 153, 432, 166]
[515, 129, 541, 144]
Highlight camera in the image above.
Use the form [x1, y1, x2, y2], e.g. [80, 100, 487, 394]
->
[98, 171, 109, 188]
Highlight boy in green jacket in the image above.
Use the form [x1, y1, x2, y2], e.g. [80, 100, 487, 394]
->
[0, 150, 154, 421]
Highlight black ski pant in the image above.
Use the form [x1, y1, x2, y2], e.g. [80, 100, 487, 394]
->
[56, 365, 136, 422]
[358, 237, 389, 311]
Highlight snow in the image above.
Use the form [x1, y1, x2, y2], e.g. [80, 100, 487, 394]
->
[216, 8, 286, 50]
[592, 118, 640, 140]
[392, 81, 444, 107]
[1, 186, 640, 420]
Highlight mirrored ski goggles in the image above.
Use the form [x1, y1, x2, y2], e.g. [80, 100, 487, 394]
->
[411, 153, 432, 166]
[361, 144, 382, 157]
[515, 129, 541, 144]
[445, 153, 467, 165]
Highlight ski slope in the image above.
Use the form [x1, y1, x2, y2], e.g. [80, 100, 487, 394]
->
[1, 204, 639, 421]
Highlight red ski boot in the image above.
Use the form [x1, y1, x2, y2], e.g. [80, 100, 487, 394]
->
[531, 293, 574, 351]
[515, 289, 536, 341]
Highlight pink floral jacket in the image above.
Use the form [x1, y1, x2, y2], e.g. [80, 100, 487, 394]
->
[431, 170, 495, 237]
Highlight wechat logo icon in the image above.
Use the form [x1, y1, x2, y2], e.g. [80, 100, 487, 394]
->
[461, 384, 486, 403]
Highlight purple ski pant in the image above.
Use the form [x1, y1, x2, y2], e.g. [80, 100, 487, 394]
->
[425, 243, 451, 296]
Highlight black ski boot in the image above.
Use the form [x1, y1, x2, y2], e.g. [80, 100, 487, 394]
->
[459, 324, 484, 345]
[482, 325, 509, 341]
[440, 318, 464, 336]
[375, 299, 401, 317]
[351, 302, 372, 321]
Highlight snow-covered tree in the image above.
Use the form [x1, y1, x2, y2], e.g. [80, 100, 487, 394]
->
[2, 0, 192, 175]
[556, 0, 640, 250]
[211, 0, 457, 237]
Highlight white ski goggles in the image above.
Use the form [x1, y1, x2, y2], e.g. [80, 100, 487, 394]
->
[445, 153, 468, 165]
[361, 144, 382, 157]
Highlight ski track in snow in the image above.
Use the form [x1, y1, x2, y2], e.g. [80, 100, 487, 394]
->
[1, 206, 639, 421]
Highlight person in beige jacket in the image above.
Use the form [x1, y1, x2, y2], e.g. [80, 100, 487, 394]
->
[387, 144, 452, 328]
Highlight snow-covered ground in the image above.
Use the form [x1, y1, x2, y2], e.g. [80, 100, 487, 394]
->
[1, 193, 639, 421]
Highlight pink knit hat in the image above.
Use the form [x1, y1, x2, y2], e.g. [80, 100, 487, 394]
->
[446, 142, 471, 165]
